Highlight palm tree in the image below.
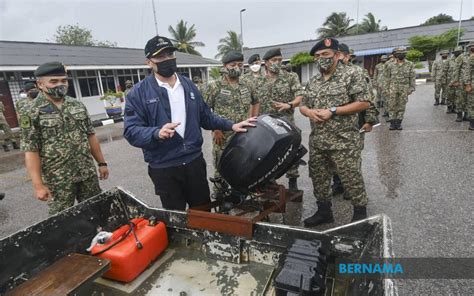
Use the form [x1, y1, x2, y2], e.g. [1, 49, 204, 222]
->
[359, 13, 381, 33]
[317, 12, 355, 38]
[168, 20, 205, 56]
[215, 31, 241, 59]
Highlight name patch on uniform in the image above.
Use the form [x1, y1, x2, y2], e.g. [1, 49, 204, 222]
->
[146, 98, 158, 104]
[190, 92, 195, 100]
[220, 89, 231, 96]
[240, 88, 250, 95]
[20, 115, 31, 128]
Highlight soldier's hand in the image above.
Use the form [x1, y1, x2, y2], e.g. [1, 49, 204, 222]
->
[361, 123, 373, 133]
[315, 109, 332, 121]
[273, 101, 291, 112]
[213, 130, 224, 146]
[465, 84, 472, 93]
[158, 122, 180, 139]
[452, 82, 460, 87]
[98, 166, 109, 180]
[308, 109, 324, 123]
[34, 184, 52, 201]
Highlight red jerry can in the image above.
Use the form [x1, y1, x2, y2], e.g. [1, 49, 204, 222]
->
[91, 218, 168, 282]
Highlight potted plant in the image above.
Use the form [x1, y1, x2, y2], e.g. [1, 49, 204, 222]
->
[100, 90, 124, 118]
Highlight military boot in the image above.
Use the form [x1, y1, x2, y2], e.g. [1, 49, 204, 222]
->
[440, 98, 446, 105]
[463, 112, 469, 121]
[351, 206, 367, 222]
[304, 201, 334, 227]
[288, 178, 298, 192]
[389, 121, 397, 130]
[12, 142, 19, 150]
[396, 120, 403, 130]
[343, 191, 351, 200]
[456, 112, 463, 122]
[2, 145, 9, 152]
[433, 99, 439, 106]
[469, 120, 474, 131]
[382, 111, 389, 117]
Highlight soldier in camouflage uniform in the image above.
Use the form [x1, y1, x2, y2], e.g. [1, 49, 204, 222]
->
[451, 46, 470, 122]
[16, 82, 39, 118]
[447, 47, 464, 121]
[240, 54, 263, 93]
[462, 42, 474, 130]
[203, 51, 258, 196]
[385, 47, 416, 130]
[124, 80, 134, 97]
[373, 55, 388, 111]
[431, 50, 449, 106]
[21, 62, 109, 215]
[445, 51, 458, 114]
[193, 76, 206, 94]
[383, 52, 396, 120]
[0, 100, 20, 152]
[253, 48, 305, 191]
[301, 38, 371, 227]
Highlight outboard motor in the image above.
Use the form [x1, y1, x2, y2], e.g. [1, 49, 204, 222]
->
[218, 114, 307, 193]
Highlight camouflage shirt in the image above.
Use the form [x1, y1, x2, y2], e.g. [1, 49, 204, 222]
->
[303, 62, 369, 150]
[15, 98, 34, 117]
[386, 60, 416, 92]
[203, 76, 257, 125]
[373, 62, 386, 88]
[20, 92, 97, 184]
[254, 70, 305, 119]
[461, 53, 473, 85]
[431, 59, 449, 84]
[240, 72, 262, 92]
[446, 56, 459, 85]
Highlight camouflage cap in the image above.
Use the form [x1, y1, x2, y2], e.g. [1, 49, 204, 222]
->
[193, 76, 202, 83]
[34, 62, 67, 77]
[222, 51, 244, 64]
[338, 43, 350, 54]
[24, 82, 37, 91]
[247, 54, 261, 64]
[453, 46, 463, 52]
[125, 80, 133, 84]
[263, 48, 282, 60]
[310, 38, 339, 56]
[439, 50, 449, 55]
[381, 55, 388, 60]
[393, 47, 408, 54]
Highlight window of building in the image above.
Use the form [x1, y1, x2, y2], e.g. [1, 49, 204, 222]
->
[177, 67, 190, 78]
[66, 78, 76, 98]
[99, 70, 116, 92]
[77, 70, 99, 97]
[116, 69, 135, 91]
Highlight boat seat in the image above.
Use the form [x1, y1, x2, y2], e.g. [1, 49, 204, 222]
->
[7, 253, 110, 296]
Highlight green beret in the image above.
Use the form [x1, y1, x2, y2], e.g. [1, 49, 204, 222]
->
[262, 48, 282, 60]
[34, 62, 67, 77]
[24, 82, 36, 91]
[338, 43, 350, 54]
[248, 54, 260, 64]
[310, 38, 339, 56]
[222, 51, 244, 64]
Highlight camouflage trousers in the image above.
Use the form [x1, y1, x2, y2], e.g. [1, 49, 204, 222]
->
[446, 86, 456, 107]
[376, 86, 386, 105]
[212, 131, 235, 193]
[308, 147, 368, 207]
[455, 88, 468, 113]
[47, 175, 101, 215]
[0, 115, 17, 145]
[388, 89, 409, 121]
[434, 82, 447, 103]
[468, 91, 474, 120]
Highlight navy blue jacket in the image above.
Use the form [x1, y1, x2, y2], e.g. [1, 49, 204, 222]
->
[123, 74, 233, 168]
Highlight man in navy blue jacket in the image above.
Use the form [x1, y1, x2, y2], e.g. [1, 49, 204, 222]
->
[124, 35, 255, 210]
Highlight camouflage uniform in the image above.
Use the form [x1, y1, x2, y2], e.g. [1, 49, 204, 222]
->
[240, 71, 262, 93]
[383, 58, 396, 115]
[455, 52, 470, 115]
[254, 70, 305, 179]
[462, 53, 474, 122]
[15, 98, 34, 117]
[303, 62, 370, 207]
[20, 92, 101, 215]
[0, 101, 18, 148]
[386, 59, 416, 122]
[446, 55, 458, 110]
[203, 77, 257, 182]
[431, 58, 449, 104]
[373, 61, 386, 107]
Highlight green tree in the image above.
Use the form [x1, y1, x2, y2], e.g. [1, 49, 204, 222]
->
[406, 49, 423, 62]
[359, 13, 381, 33]
[290, 52, 314, 66]
[168, 20, 205, 56]
[209, 67, 221, 80]
[53, 24, 116, 47]
[317, 12, 355, 38]
[421, 14, 454, 26]
[215, 31, 241, 59]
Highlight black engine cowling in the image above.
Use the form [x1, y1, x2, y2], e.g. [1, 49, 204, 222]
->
[218, 114, 307, 193]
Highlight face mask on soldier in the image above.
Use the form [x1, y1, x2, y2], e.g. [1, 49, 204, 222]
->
[441, 55, 448, 60]
[226, 66, 242, 78]
[250, 64, 261, 73]
[45, 85, 68, 101]
[19, 93, 27, 99]
[268, 62, 281, 73]
[317, 56, 335, 72]
[396, 53, 406, 60]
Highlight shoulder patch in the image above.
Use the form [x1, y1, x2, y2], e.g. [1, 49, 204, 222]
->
[20, 115, 31, 129]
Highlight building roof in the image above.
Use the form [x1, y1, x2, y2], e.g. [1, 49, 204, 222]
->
[243, 20, 474, 60]
[0, 41, 220, 71]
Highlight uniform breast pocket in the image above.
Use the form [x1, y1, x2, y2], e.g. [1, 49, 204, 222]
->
[325, 91, 349, 108]
[40, 118, 61, 138]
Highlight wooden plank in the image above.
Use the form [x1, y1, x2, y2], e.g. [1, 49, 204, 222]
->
[187, 209, 254, 239]
[8, 253, 110, 296]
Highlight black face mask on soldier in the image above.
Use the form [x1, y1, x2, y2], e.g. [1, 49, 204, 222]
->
[441, 55, 448, 60]
[153, 58, 177, 77]
[396, 53, 406, 60]
[45, 85, 68, 101]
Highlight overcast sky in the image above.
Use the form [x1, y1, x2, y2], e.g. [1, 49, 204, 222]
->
[1, 0, 472, 59]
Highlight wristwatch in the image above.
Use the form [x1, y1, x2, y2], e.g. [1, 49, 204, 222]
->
[98, 162, 108, 167]
[330, 106, 337, 116]
[288, 102, 293, 109]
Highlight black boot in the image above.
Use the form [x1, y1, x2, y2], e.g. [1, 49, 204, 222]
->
[463, 112, 469, 121]
[440, 99, 446, 105]
[382, 111, 389, 117]
[351, 206, 367, 222]
[288, 178, 298, 192]
[343, 191, 351, 200]
[389, 121, 397, 130]
[2, 145, 9, 152]
[396, 120, 403, 130]
[304, 201, 334, 227]
[456, 112, 463, 122]
[434, 99, 439, 106]
[331, 174, 344, 196]
[469, 120, 474, 131]
[12, 142, 19, 150]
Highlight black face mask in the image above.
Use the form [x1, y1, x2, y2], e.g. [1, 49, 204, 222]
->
[454, 52, 461, 57]
[29, 90, 39, 99]
[154, 58, 177, 77]
[396, 54, 406, 60]
[441, 56, 448, 60]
